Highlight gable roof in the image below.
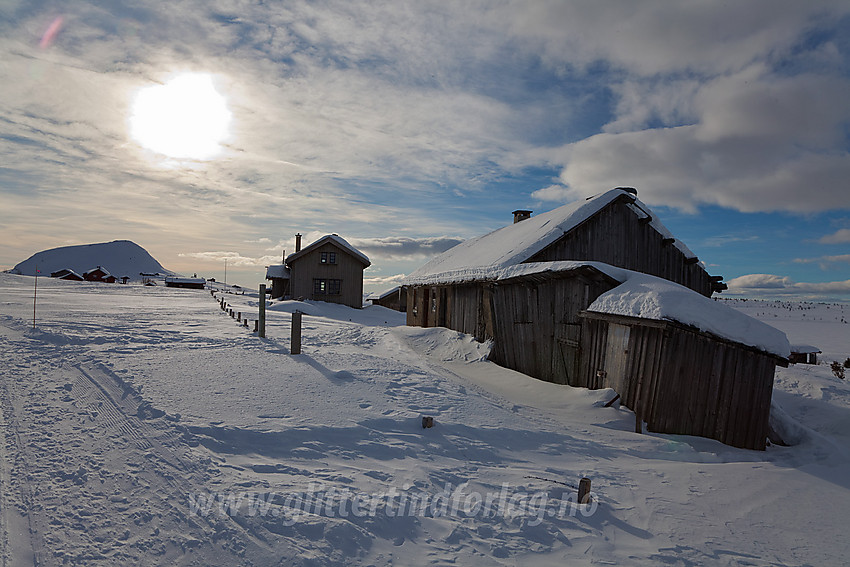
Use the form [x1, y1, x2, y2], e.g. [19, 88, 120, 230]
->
[405, 188, 696, 286]
[84, 266, 112, 277]
[286, 234, 371, 267]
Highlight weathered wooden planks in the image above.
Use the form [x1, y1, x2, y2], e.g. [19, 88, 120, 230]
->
[578, 312, 779, 450]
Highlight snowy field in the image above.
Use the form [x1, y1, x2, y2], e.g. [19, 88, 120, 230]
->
[1, 272, 849, 566]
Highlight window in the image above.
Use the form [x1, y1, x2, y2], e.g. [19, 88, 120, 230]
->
[313, 278, 342, 295]
[320, 252, 337, 264]
[328, 279, 341, 295]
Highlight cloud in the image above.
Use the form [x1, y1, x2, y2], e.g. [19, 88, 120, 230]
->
[699, 235, 760, 248]
[792, 254, 850, 271]
[364, 273, 408, 288]
[348, 237, 463, 261]
[2, 1, 850, 290]
[819, 228, 850, 244]
[727, 273, 850, 296]
[178, 251, 280, 267]
[507, 1, 847, 76]
[546, 64, 850, 212]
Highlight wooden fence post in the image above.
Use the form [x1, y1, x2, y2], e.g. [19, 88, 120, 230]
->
[258, 284, 266, 338]
[578, 477, 592, 505]
[291, 311, 302, 355]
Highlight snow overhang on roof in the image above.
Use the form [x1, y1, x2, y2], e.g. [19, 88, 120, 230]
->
[266, 265, 290, 279]
[286, 234, 371, 267]
[367, 286, 401, 301]
[586, 270, 791, 359]
[405, 188, 698, 285]
[790, 344, 821, 354]
[405, 258, 789, 359]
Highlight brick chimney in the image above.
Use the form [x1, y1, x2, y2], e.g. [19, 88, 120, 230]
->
[512, 209, 532, 223]
[295, 233, 302, 252]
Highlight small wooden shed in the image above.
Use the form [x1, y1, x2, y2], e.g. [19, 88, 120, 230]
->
[265, 264, 290, 299]
[789, 345, 820, 365]
[579, 311, 788, 450]
[164, 276, 206, 289]
[369, 286, 407, 312]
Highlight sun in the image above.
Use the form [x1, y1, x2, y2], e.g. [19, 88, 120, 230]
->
[130, 73, 231, 160]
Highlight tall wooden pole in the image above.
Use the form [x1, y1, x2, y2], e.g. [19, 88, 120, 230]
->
[32, 266, 39, 329]
[291, 311, 302, 355]
[258, 284, 266, 338]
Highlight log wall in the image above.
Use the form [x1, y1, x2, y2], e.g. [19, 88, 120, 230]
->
[288, 242, 367, 309]
[527, 196, 715, 297]
[579, 313, 777, 450]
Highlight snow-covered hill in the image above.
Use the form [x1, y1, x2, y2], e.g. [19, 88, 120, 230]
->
[0, 272, 848, 566]
[8, 240, 174, 280]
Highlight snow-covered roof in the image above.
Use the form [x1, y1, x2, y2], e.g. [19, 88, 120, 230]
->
[406, 188, 696, 285]
[55, 269, 83, 279]
[265, 264, 290, 279]
[84, 266, 112, 277]
[790, 344, 821, 354]
[405, 257, 789, 358]
[586, 270, 790, 358]
[164, 276, 206, 285]
[286, 234, 371, 267]
[368, 286, 401, 301]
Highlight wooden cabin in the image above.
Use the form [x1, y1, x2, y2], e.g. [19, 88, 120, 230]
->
[406, 187, 724, 300]
[83, 266, 116, 283]
[51, 268, 84, 281]
[265, 264, 291, 299]
[403, 188, 789, 449]
[164, 276, 206, 289]
[789, 345, 820, 365]
[369, 287, 407, 312]
[286, 234, 370, 309]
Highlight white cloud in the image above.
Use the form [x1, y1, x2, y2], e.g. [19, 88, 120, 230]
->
[727, 273, 850, 296]
[364, 273, 408, 288]
[349, 237, 463, 261]
[2, 1, 850, 287]
[819, 228, 850, 244]
[178, 251, 280, 267]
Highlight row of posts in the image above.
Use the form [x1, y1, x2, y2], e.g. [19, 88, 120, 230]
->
[212, 283, 301, 354]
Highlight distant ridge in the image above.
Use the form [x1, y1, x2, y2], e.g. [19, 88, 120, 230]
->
[9, 240, 174, 280]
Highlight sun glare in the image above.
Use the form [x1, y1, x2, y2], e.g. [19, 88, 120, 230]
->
[130, 73, 231, 160]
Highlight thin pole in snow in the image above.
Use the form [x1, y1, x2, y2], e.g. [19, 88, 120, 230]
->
[32, 265, 39, 329]
[224, 258, 227, 290]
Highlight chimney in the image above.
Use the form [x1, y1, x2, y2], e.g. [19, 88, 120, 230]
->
[295, 233, 302, 253]
[512, 209, 532, 223]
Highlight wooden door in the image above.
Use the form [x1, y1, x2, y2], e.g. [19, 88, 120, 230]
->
[604, 323, 631, 395]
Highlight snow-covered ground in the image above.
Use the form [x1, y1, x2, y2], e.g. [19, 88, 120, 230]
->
[1, 272, 849, 566]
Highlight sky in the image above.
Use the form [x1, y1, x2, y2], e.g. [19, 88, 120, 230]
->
[1, 1, 849, 300]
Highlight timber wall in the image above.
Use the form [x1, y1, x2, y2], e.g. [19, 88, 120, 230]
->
[527, 197, 714, 297]
[406, 270, 616, 384]
[289, 242, 366, 308]
[580, 313, 776, 450]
